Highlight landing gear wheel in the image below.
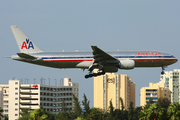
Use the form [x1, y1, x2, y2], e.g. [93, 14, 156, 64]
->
[101, 71, 105, 75]
[85, 70, 106, 79]
[85, 75, 89, 79]
[161, 71, 165, 75]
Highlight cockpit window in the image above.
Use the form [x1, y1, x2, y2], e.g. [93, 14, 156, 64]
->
[171, 55, 175, 58]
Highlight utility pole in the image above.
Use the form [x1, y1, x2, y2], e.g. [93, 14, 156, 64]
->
[55, 79, 57, 86]
[48, 78, 50, 86]
[44, 79, 46, 85]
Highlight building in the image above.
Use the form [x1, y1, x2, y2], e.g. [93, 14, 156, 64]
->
[94, 73, 136, 111]
[0, 85, 9, 117]
[140, 82, 171, 107]
[160, 69, 180, 103]
[0, 87, 3, 110]
[0, 78, 78, 120]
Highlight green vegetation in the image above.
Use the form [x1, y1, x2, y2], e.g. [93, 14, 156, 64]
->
[18, 96, 180, 120]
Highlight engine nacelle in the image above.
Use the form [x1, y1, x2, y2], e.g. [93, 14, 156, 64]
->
[119, 60, 135, 70]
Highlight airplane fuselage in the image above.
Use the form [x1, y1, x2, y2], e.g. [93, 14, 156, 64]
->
[11, 50, 177, 70]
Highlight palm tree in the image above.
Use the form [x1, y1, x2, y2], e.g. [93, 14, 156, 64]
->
[29, 108, 48, 120]
[168, 102, 180, 120]
[139, 103, 159, 120]
[0, 107, 3, 120]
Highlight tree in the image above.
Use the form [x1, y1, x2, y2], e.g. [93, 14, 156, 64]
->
[44, 111, 55, 120]
[86, 108, 104, 120]
[109, 100, 114, 118]
[139, 103, 168, 120]
[61, 99, 69, 113]
[128, 101, 134, 120]
[18, 109, 31, 120]
[73, 94, 82, 118]
[119, 97, 124, 111]
[144, 97, 154, 110]
[74, 117, 86, 120]
[56, 99, 71, 120]
[82, 94, 90, 117]
[3, 115, 8, 120]
[168, 102, 180, 120]
[29, 108, 48, 120]
[157, 97, 171, 109]
[133, 106, 142, 120]
[0, 107, 3, 120]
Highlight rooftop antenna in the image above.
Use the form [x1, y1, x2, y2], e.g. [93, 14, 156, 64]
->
[21, 78, 23, 84]
[40, 77, 43, 85]
[48, 78, 50, 86]
[55, 79, 57, 86]
[60, 78, 63, 86]
[34, 78, 36, 84]
[44, 79, 46, 85]
[25, 78, 26, 84]
[27, 79, 29, 84]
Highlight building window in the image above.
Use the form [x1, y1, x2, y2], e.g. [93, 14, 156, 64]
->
[15, 88, 18, 90]
[15, 103, 18, 105]
[15, 93, 18, 95]
[15, 108, 18, 111]
[15, 98, 18, 100]
[15, 114, 18, 116]
[3, 101, 8, 103]
[15, 82, 18, 84]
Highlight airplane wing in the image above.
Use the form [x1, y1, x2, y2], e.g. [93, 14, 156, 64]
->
[91, 46, 117, 61]
[89, 46, 120, 72]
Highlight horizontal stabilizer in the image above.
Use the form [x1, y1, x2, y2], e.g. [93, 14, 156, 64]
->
[17, 53, 36, 59]
[3, 56, 11, 58]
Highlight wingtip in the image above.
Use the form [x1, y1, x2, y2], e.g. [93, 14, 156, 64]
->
[10, 25, 18, 28]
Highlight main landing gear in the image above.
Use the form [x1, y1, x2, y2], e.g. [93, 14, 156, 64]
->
[161, 66, 166, 75]
[85, 70, 105, 79]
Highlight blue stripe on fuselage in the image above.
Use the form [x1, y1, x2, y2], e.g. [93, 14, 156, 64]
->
[41, 56, 173, 60]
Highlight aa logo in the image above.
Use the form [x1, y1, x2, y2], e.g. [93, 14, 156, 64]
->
[21, 39, 34, 49]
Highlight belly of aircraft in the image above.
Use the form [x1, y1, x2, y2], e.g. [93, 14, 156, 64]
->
[135, 60, 175, 67]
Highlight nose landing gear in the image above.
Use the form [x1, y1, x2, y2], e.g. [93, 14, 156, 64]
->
[161, 66, 166, 75]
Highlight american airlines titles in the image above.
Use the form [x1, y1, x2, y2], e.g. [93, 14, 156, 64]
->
[138, 52, 161, 56]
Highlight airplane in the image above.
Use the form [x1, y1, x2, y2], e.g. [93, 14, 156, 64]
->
[10, 26, 178, 78]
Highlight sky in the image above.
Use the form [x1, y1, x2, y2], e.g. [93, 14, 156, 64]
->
[0, 1, 180, 107]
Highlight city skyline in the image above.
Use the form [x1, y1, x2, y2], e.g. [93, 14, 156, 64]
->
[0, 1, 180, 107]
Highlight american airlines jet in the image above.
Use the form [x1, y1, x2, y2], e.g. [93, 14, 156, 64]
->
[10, 26, 178, 78]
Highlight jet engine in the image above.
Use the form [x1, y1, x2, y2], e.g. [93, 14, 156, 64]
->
[119, 60, 135, 69]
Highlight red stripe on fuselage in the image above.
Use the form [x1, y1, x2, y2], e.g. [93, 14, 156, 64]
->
[43, 58, 178, 62]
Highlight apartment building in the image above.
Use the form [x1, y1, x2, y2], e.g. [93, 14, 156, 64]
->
[160, 69, 180, 103]
[140, 82, 171, 107]
[0, 78, 78, 120]
[94, 73, 135, 111]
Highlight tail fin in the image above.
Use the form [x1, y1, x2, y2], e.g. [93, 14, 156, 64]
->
[11, 26, 43, 53]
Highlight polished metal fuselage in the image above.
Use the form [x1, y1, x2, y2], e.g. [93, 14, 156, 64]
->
[11, 50, 178, 70]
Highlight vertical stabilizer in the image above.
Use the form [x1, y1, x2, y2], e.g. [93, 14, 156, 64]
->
[11, 26, 43, 53]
